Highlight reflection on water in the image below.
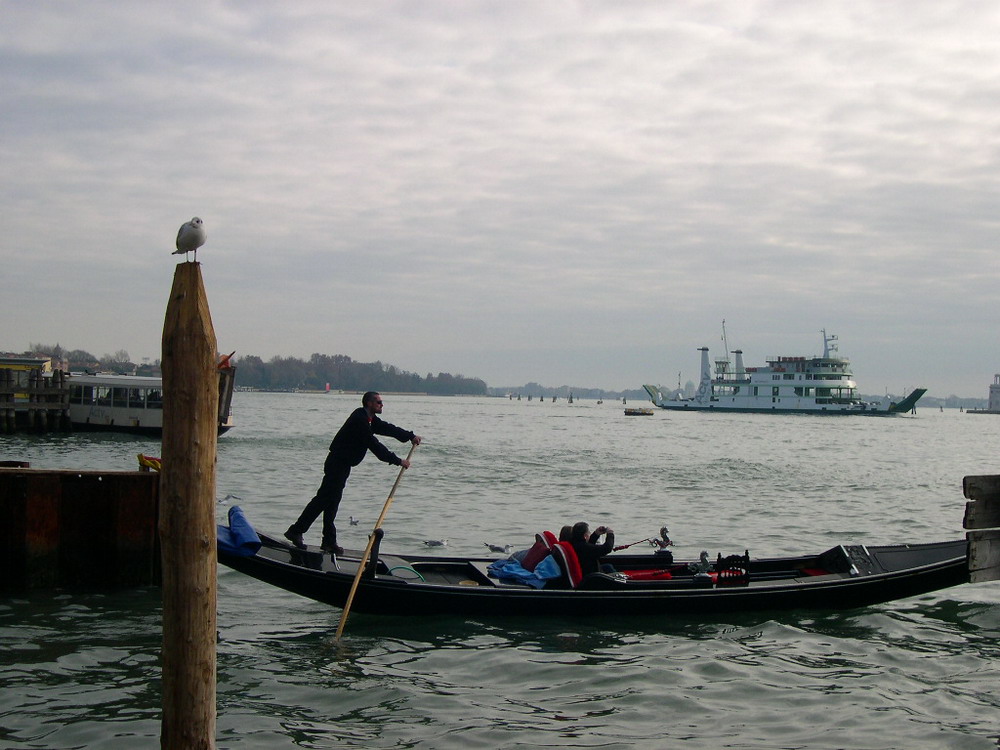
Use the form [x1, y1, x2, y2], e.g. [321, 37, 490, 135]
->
[3, 394, 1000, 748]
[1, 581, 998, 749]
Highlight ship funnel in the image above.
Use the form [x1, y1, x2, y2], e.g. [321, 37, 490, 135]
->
[694, 347, 711, 402]
[733, 349, 745, 378]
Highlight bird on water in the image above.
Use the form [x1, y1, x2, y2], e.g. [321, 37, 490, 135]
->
[173, 217, 206, 261]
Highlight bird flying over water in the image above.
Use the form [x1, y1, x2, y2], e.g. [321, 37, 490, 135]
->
[173, 217, 206, 261]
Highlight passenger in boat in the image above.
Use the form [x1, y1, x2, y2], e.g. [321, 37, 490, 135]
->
[559, 525, 573, 541]
[569, 521, 616, 576]
[285, 391, 421, 555]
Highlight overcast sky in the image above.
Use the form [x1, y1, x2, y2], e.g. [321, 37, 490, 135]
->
[3, 1, 1000, 396]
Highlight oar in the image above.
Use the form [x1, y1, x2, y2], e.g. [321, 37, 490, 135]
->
[334, 442, 417, 641]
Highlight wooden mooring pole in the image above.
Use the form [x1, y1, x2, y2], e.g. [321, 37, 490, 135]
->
[160, 262, 218, 749]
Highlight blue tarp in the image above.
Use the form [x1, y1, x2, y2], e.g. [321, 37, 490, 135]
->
[217, 505, 261, 557]
[487, 554, 562, 588]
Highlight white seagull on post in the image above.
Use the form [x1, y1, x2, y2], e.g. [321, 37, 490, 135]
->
[173, 217, 206, 262]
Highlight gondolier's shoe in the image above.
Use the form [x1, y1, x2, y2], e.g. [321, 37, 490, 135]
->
[284, 528, 306, 550]
[321, 541, 345, 556]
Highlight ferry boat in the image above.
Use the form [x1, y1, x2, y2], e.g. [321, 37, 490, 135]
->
[66, 367, 236, 436]
[643, 329, 925, 415]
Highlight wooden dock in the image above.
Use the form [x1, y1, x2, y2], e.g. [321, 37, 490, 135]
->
[963, 474, 1000, 582]
[0, 466, 160, 591]
[0, 367, 71, 433]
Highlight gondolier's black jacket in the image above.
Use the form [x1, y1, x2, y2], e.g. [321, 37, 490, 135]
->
[329, 407, 415, 467]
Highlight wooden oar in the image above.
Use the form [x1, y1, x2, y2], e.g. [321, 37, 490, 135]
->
[334, 442, 417, 641]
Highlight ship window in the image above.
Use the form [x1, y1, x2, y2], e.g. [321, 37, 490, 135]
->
[112, 388, 128, 408]
[147, 389, 163, 409]
[772, 386, 780, 397]
[96, 386, 112, 405]
[128, 388, 144, 407]
[70, 385, 84, 404]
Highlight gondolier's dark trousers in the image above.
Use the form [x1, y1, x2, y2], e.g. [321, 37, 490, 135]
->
[289, 453, 352, 546]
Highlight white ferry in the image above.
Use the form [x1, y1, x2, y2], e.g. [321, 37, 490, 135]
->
[643, 329, 925, 415]
[66, 368, 236, 436]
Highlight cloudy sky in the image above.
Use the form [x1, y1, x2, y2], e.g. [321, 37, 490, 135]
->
[3, 1, 1000, 396]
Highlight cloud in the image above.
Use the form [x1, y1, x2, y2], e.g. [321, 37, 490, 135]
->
[2, 0, 1000, 395]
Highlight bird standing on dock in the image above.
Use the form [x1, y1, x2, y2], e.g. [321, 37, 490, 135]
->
[173, 217, 206, 262]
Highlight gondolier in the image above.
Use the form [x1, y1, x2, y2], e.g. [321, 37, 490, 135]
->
[285, 391, 421, 555]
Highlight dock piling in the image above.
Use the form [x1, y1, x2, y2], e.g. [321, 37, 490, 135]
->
[962, 474, 1000, 583]
[159, 261, 219, 749]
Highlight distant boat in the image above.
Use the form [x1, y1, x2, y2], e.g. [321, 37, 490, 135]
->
[644, 327, 925, 415]
[66, 368, 236, 436]
[624, 408, 654, 416]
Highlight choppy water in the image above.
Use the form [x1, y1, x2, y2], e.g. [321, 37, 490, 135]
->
[2, 393, 999, 748]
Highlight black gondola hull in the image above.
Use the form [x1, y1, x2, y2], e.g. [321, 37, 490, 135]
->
[218, 532, 971, 618]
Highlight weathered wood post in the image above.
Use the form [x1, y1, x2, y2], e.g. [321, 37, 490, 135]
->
[963, 475, 1000, 583]
[160, 261, 218, 749]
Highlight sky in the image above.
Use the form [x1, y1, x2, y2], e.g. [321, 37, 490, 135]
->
[3, 1, 1000, 397]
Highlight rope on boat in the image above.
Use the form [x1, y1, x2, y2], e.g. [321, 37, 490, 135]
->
[386, 565, 425, 581]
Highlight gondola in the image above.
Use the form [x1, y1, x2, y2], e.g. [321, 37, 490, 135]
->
[216, 508, 971, 617]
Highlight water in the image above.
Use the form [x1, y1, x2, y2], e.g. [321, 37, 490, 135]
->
[2, 393, 999, 748]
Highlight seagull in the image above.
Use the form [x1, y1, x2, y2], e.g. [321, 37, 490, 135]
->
[349, 515, 360, 526]
[218, 493, 242, 505]
[484, 542, 513, 554]
[423, 539, 448, 547]
[173, 217, 206, 262]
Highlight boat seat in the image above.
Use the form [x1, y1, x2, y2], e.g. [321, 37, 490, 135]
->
[550, 541, 584, 589]
[521, 530, 558, 572]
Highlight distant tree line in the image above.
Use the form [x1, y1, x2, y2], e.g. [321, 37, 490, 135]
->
[20, 343, 488, 395]
[26, 342, 155, 375]
[235, 353, 488, 395]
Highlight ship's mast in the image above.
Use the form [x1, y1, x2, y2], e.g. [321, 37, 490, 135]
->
[715, 319, 732, 376]
[822, 328, 838, 358]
